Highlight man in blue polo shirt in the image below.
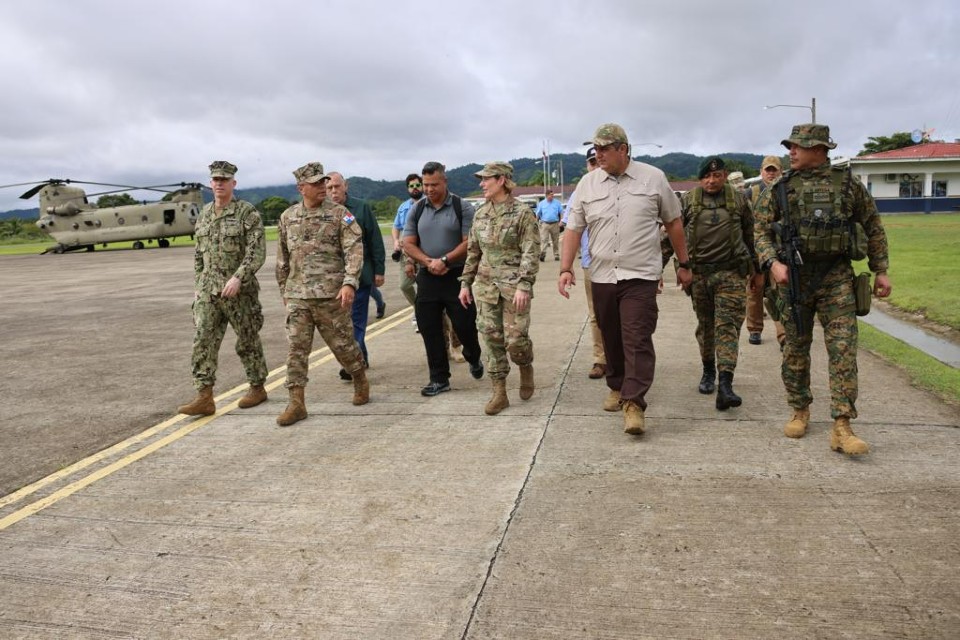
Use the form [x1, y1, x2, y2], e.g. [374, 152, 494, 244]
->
[402, 161, 484, 396]
[535, 189, 563, 261]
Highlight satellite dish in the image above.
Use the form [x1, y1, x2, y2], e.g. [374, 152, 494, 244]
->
[911, 129, 923, 143]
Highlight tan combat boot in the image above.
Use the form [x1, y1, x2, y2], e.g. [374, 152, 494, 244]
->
[237, 384, 267, 409]
[177, 385, 215, 416]
[603, 389, 622, 412]
[784, 407, 810, 438]
[830, 416, 869, 455]
[276, 386, 307, 427]
[623, 400, 645, 435]
[484, 379, 510, 415]
[352, 369, 370, 406]
[519, 364, 535, 401]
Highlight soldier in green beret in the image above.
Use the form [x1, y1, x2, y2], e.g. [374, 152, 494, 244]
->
[754, 124, 892, 455]
[177, 161, 269, 417]
[459, 162, 541, 414]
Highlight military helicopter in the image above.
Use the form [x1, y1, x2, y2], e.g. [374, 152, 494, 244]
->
[1, 178, 206, 254]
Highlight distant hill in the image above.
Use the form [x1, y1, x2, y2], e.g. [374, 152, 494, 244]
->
[0, 151, 766, 218]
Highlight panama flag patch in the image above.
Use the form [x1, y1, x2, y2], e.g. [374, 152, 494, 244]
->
[343, 214, 355, 224]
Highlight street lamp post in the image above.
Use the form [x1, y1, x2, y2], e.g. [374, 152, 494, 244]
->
[764, 97, 817, 123]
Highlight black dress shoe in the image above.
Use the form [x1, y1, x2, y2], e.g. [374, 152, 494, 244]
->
[339, 368, 352, 381]
[376, 303, 386, 319]
[469, 360, 484, 379]
[748, 332, 762, 345]
[421, 381, 451, 397]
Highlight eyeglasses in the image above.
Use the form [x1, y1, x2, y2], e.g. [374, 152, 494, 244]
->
[408, 182, 422, 189]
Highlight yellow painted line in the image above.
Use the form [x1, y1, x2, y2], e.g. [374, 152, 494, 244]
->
[0, 306, 414, 528]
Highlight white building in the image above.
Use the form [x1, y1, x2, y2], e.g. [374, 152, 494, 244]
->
[850, 142, 960, 213]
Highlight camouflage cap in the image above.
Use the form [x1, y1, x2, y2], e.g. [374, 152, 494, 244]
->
[474, 161, 514, 179]
[698, 156, 726, 179]
[584, 123, 629, 147]
[761, 155, 783, 170]
[292, 162, 328, 184]
[781, 123, 837, 150]
[209, 160, 238, 178]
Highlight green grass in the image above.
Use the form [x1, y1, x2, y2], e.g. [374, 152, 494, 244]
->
[858, 321, 960, 405]
[860, 213, 960, 330]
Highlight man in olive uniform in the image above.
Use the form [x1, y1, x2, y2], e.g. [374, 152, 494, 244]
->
[275, 162, 368, 427]
[680, 156, 763, 410]
[754, 124, 892, 455]
[177, 160, 268, 417]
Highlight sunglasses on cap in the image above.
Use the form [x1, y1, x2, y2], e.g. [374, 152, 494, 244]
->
[408, 182, 422, 189]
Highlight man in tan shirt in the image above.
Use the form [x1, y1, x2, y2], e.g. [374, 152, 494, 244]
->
[559, 123, 691, 435]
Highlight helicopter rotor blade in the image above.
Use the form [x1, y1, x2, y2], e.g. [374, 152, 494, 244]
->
[0, 180, 58, 190]
[19, 182, 63, 200]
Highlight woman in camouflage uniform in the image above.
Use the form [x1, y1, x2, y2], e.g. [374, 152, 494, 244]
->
[458, 162, 541, 415]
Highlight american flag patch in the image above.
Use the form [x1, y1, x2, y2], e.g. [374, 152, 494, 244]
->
[343, 214, 355, 224]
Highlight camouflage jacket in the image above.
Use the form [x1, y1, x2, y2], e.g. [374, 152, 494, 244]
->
[276, 199, 363, 300]
[193, 199, 265, 298]
[754, 161, 890, 274]
[460, 197, 540, 303]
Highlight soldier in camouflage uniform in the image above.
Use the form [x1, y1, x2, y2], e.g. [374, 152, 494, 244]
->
[754, 124, 892, 455]
[678, 156, 763, 410]
[459, 162, 540, 415]
[177, 161, 268, 417]
[275, 162, 368, 427]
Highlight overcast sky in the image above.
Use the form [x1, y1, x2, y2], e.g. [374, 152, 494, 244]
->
[1, 0, 957, 211]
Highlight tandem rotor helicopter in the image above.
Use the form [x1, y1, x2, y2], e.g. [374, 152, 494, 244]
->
[0, 178, 208, 254]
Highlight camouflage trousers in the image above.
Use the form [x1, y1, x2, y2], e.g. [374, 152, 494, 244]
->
[780, 260, 859, 419]
[690, 269, 747, 372]
[284, 297, 364, 389]
[476, 293, 533, 381]
[191, 291, 267, 390]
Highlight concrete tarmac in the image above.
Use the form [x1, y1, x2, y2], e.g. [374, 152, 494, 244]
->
[0, 259, 958, 639]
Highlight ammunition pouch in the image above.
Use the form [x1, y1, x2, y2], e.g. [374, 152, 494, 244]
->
[854, 272, 872, 316]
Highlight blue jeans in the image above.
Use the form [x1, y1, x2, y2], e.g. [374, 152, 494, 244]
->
[351, 286, 372, 363]
[371, 285, 384, 311]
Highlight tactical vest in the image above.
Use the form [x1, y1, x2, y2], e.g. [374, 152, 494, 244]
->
[685, 183, 751, 275]
[787, 167, 867, 261]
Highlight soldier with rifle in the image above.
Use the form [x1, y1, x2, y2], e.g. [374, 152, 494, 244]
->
[754, 124, 892, 456]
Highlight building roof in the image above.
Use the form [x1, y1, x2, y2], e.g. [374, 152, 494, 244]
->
[855, 142, 960, 161]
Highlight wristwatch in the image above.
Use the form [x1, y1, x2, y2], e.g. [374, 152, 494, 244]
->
[440, 255, 449, 265]
[677, 261, 690, 270]
[762, 258, 777, 271]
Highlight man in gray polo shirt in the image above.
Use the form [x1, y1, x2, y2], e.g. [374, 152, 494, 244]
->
[402, 161, 484, 396]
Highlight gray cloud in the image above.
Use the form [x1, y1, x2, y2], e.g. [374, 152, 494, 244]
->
[1, 0, 957, 211]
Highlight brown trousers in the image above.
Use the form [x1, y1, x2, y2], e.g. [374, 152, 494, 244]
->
[591, 278, 659, 410]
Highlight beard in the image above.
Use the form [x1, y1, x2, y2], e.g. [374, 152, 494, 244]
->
[409, 190, 423, 200]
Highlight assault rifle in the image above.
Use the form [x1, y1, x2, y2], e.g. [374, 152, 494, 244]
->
[771, 178, 805, 335]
